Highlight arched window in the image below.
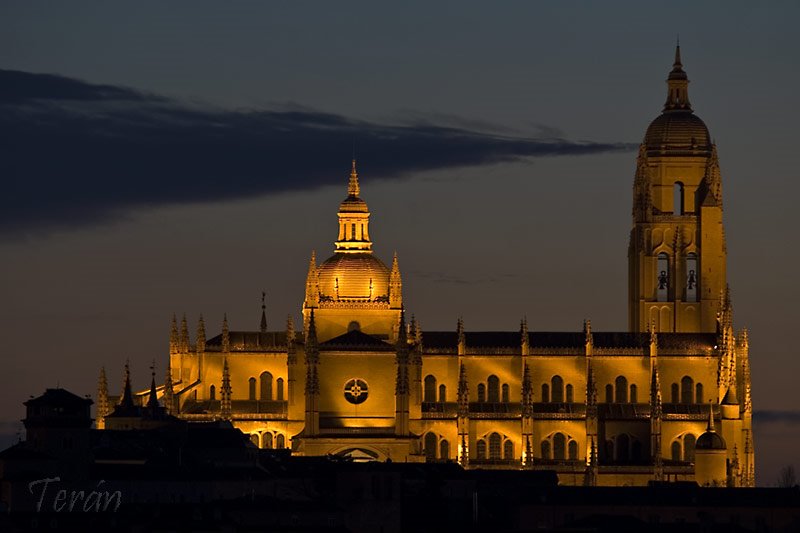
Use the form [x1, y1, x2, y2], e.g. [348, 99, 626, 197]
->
[551, 376, 564, 403]
[674, 181, 685, 215]
[477, 383, 486, 403]
[263, 432, 273, 449]
[695, 383, 704, 404]
[424, 432, 437, 461]
[671, 383, 679, 403]
[276, 434, 285, 449]
[424, 375, 437, 402]
[615, 376, 628, 403]
[686, 252, 698, 302]
[568, 440, 578, 460]
[260, 371, 273, 401]
[605, 384, 613, 403]
[476, 439, 487, 460]
[617, 434, 630, 462]
[209, 384, 216, 401]
[487, 375, 500, 403]
[501, 384, 510, 403]
[632, 440, 642, 461]
[541, 440, 551, 460]
[440, 440, 450, 460]
[681, 376, 694, 404]
[553, 433, 566, 460]
[630, 384, 638, 404]
[438, 384, 447, 403]
[684, 434, 696, 462]
[250, 434, 259, 447]
[541, 383, 550, 403]
[503, 440, 514, 460]
[657, 252, 669, 302]
[488, 433, 502, 460]
[566, 384, 574, 403]
[248, 377, 257, 401]
[671, 440, 682, 461]
[276, 378, 285, 401]
[605, 440, 614, 461]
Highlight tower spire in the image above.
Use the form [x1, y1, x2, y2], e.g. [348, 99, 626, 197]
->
[120, 359, 134, 409]
[260, 291, 268, 333]
[664, 42, 691, 111]
[348, 159, 360, 197]
[147, 360, 159, 411]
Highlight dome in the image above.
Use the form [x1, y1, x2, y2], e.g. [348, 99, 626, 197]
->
[696, 430, 726, 451]
[644, 111, 711, 153]
[318, 252, 390, 300]
[339, 195, 368, 213]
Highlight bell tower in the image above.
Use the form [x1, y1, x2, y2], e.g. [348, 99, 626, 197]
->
[628, 45, 727, 333]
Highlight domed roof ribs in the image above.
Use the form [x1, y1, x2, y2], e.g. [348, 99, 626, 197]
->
[664, 43, 692, 112]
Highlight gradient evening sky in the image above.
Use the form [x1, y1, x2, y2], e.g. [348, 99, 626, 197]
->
[1, 2, 798, 485]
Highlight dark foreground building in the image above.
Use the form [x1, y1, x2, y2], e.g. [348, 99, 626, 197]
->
[0, 388, 798, 532]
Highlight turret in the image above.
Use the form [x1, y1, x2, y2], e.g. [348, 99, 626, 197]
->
[695, 404, 727, 486]
[389, 252, 402, 309]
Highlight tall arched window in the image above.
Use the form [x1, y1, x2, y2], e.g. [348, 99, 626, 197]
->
[681, 376, 694, 404]
[276, 378, 285, 401]
[276, 434, 285, 449]
[617, 434, 630, 462]
[260, 371, 273, 401]
[488, 433, 502, 460]
[476, 439, 487, 460]
[684, 434, 696, 462]
[568, 440, 578, 461]
[424, 375, 437, 402]
[424, 432, 437, 461]
[440, 440, 450, 460]
[501, 384, 509, 403]
[615, 376, 628, 403]
[438, 384, 447, 403]
[674, 181, 685, 215]
[209, 384, 216, 401]
[671, 383, 679, 403]
[566, 384, 574, 403]
[551, 376, 564, 403]
[553, 433, 566, 460]
[477, 383, 486, 403]
[503, 440, 514, 460]
[695, 383, 704, 404]
[487, 375, 500, 403]
[541, 384, 550, 403]
[632, 440, 642, 461]
[686, 252, 698, 302]
[248, 377, 257, 401]
[671, 441, 682, 461]
[263, 432, 273, 449]
[605, 384, 613, 403]
[541, 440, 551, 460]
[630, 384, 638, 404]
[657, 252, 669, 302]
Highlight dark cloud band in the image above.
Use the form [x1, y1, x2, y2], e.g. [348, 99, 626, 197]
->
[0, 69, 635, 237]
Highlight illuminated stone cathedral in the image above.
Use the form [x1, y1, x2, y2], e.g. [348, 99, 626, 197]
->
[97, 47, 755, 487]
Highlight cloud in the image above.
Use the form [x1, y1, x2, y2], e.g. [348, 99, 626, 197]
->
[754, 410, 800, 423]
[0, 69, 635, 238]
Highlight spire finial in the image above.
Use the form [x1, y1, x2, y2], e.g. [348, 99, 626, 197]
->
[674, 36, 682, 67]
[260, 291, 268, 333]
[707, 401, 715, 432]
[348, 159, 360, 197]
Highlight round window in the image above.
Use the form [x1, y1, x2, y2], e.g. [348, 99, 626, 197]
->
[344, 378, 369, 404]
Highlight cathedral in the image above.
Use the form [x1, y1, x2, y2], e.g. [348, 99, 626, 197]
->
[97, 47, 755, 487]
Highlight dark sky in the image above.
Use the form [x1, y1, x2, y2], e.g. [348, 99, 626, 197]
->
[1, 2, 798, 485]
